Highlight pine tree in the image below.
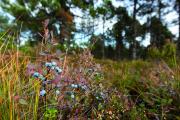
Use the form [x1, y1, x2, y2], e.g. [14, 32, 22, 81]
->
[0, 0, 93, 45]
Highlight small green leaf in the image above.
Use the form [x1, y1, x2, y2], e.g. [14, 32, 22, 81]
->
[19, 99, 28, 105]
[98, 103, 103, 110]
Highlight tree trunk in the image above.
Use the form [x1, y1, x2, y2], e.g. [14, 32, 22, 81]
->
[102, 16, 105, 59]
[158, 0, 162, 21]
[132, 0, 137, 59]
[178, 1, 180, 50]
[176, 0, 180, 52]
[149, 0, 154, 45]
[116, 37, 123, 59]
[179, 12, 180, 46]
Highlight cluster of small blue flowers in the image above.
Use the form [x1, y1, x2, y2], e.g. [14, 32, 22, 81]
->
[32, 72, 45, 96]
[95, 92, 106, 100]
[29, 61, 63, 97]
[70, 84, 78, 88]
[28, 54, 106, 116]
[70, 83, 88, 91]
[45, 61, 62, 74]
[63, 83, 89, 99]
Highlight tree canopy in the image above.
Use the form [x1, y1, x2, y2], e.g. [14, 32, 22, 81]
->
[0, 0, 179, 59]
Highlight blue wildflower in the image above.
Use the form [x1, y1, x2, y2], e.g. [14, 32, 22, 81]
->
[96, 96, 99, 100]
[74, 84, 78, 88]
[100, 92, 105, 99]
[80, 85, 88, 90]
[71, 84, 78, 88]
[40, 90, 46, 96]
[32, 72, 40, 78]
[32, 72, 45, 80]
[42, 80, 50, 85]
[71, 94, 75, 99]
[45, 62, 52, 68]
[55, 90, 60, 95]
[56, 84, 61, 88]
[51, 61, 57, 66]
[39, 74, 45, 81]
[71, 84, 75, 88]
[55, 66, 62, 74]
[51, 66, 55, 70]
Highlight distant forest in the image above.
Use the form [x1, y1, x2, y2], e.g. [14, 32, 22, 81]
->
[0, 0, 179, 59]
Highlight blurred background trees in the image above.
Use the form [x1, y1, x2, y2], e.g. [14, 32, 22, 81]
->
[0, 0, 179, 60]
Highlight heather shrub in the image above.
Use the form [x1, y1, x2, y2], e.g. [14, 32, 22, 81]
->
[98, 59, 180, 119]
[26, 49, 106, 119]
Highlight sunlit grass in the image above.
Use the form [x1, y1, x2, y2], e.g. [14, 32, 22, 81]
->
[0, 51, 39, 119]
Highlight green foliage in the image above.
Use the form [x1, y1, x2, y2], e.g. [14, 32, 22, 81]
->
[148, 46, 162, 59]
[0, 32, 16, 51]
[98, 59, 180, 119]
[162, 42, 176, 56]
[19, 44, 35, 56]
[150, 17, 173, 48]
[44, 108, 58, 120]
[89, 6, 96, 17]
[0, 0, 82, 44]
[148, 42, 177, 66]
[19, 98, 28, 105]
[162, 42, 177, 66]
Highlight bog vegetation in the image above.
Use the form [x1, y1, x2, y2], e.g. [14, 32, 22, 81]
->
[0, 0, 180, 120]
